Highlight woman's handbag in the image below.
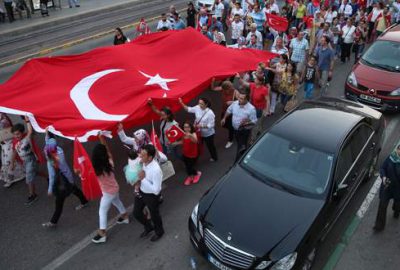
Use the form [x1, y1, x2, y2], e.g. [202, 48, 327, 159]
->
[160, 160, 175, 182]
[284, 95, 298, 112]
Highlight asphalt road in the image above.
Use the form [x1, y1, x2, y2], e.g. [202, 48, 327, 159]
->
[1, 9, 400, 270]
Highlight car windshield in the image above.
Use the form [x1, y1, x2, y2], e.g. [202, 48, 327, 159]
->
[361, 40, 400, 72]
[241, 133, 334, 198]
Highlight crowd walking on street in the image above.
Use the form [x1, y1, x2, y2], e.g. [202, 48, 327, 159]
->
[1, 0, 399, 249]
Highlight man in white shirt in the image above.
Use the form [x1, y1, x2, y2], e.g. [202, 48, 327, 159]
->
[231, 14, 244, 44]
[212, 0, 225, 20]
[392, 0, 400, 24]
[133, 144, 165, 242]
[339, 0, 353, 18]
[156, 13, 172, 31]
[246, 23, 263, 47]
[269, 0, 280, 14]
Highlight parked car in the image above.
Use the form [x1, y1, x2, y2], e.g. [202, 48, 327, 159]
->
[189, 98, 383, 270]
[195, 0, 215, 12]
[345, 24, 400, 112]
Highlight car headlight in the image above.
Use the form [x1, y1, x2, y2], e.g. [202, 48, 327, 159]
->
[271, 253, 297, 270]
[347, 72, 358, 87]
[255, 261, 272, 269]
[198, 220, 204, 237]
[389, 88, 400, 96]
[191, 203, 199, 227]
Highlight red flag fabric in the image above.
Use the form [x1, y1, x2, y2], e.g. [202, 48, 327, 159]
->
[303, 16, 314, 29]
[0, 28, 277, 142]
[312, 0, 320, 7]
[166, 125, 185, 143]
[150, 126, 163, 153]
[266, 13, 289, 32]
[73, 138, 102, 200]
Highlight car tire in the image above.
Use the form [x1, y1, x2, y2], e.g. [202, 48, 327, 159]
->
[364, 153, 379, 182]
[301, 247, 317, 270]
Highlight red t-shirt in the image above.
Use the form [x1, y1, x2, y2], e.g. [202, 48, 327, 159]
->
[182, 136, 198, 158]
[250, 83, 269, 110]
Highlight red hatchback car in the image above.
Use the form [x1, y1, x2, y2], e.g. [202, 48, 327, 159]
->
[345, 24, 400, 112]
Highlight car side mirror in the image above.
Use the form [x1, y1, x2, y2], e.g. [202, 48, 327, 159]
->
[333, 183, 348, 199]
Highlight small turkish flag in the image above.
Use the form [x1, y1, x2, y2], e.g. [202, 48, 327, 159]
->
[266, 13, 289, 32]
[73, 138, 102, 200]
[166, 125, 185, 143]
[303, 16, 314, 29]
[312, 0, 320, 7]
[151, 122, 163, 153]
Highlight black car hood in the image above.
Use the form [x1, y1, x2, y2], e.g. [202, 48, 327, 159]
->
[200, 166, 325, 259]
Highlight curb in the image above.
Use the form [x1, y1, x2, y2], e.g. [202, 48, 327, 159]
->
[0, 7, 185, 69]
[322, 177, 381, 270]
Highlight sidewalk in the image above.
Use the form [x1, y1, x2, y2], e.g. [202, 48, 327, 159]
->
[334, 190, 400, 270]
[0, 0, 140, 36]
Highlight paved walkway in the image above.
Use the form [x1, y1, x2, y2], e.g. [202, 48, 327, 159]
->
[0, 0, 140, 35]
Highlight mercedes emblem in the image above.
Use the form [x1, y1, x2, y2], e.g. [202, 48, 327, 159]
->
[369, 88, 376, 95]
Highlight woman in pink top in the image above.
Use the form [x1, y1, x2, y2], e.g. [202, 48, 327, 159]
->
[91, 134, 129, 244]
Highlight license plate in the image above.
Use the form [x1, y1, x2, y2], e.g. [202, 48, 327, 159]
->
[360, 94, 381, 104]
[208, 254, 233, 270]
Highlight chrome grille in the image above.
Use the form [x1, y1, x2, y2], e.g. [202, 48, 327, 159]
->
[204, 229, 255, 269]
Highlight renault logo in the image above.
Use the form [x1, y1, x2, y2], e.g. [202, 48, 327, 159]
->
[369, 88, 376, 95]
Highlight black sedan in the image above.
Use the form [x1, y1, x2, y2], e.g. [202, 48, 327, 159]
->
[189, 97, 384, 270]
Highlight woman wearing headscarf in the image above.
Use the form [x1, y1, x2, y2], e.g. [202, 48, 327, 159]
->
[373, 144, 400, 232]
[42, 130, 88, 228]
[117, 124, 167, 164]
[0, 113, 25, 188]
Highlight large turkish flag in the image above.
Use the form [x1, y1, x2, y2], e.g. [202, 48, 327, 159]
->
[0, 28, 277, 141]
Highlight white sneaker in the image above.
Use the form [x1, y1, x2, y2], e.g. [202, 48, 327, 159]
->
[75, 203, 88, 211]
[3, 182, 12, 188]
[92, 234, 107, 244]
[225, 141, 233, 149]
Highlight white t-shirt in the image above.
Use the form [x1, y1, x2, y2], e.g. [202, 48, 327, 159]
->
[324, 11, 337, 23]
[188, 105, 216, 137]
[370, 8, 383, 22]
[231, 7, 244, 18]
[157, 20, 171, 30]
[214, 2, 225, 18]
[246, 30, 263, 46]
[341, 25, 356, 44]
[231, 21, 244, 39]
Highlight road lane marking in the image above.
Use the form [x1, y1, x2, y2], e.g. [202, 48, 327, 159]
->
[42, 204, 133, 270]
[0, 8, 185, 68]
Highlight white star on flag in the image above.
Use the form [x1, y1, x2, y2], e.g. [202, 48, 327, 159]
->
[139, 71, 177, 90]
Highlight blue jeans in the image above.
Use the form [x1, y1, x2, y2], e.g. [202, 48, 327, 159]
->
[68, 0, 79, 7]
[162, 143, 181, 160]
[304, 82, 314, 99]
[280, 94, 292, 107]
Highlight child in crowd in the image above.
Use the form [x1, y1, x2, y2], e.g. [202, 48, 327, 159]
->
[173, 122, 201, 186]
[301, 56, 317, 99]
[11, 116, 39, 205]
[123, 149, 142, 186]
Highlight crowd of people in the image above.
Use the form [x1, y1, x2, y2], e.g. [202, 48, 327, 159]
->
[1, 0, 399, 245]
[1, 0, 80, 22]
